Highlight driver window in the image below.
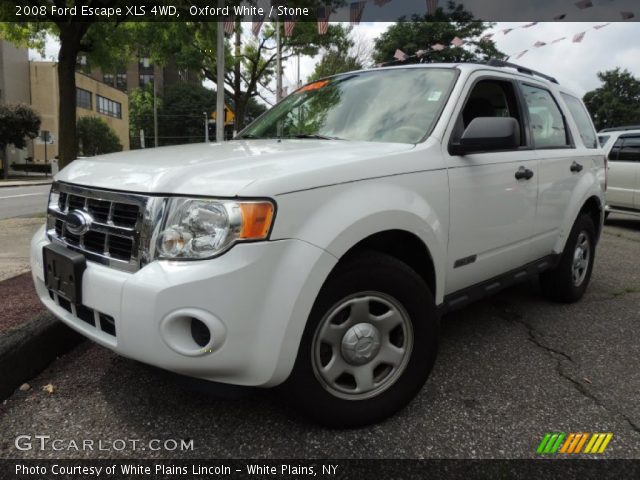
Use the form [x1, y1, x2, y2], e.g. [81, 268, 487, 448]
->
[452, 79, 524, 146]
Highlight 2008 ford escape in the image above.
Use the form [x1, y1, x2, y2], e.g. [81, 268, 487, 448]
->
[31, 61, 606, 427]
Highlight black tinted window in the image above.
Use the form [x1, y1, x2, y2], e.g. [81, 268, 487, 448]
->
[618, 135, 640, 161]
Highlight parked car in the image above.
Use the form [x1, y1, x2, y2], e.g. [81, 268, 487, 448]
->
[598, 126, 640, 218]
[31, 61, 606, 427]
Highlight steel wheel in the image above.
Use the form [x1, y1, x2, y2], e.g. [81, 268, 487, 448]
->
[311, 292, 414, 401]
[572, 231, 591, 286]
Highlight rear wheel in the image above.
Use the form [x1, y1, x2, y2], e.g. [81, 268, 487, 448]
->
[286, 251, 438, 428]
[540, 213, 596, 303]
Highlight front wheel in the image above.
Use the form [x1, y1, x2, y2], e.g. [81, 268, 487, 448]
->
[285, 251, 438, 428]
[540, 213, 596, 303]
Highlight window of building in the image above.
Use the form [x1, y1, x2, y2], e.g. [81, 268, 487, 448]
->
[139, 57, 151, 68]
[139, 74, 154, 87]
[521, 84, 569, 149]
[76, 88, 92, 110]
[97, 95, 122, 119]
[103, 73, 114, 86]
[116, 72, 127, 90]
[561, 93, 598, 149]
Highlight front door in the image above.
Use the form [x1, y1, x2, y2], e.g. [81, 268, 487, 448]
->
[443, 74, 538, 294]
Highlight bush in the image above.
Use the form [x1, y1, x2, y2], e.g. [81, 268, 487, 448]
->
[77, 116, 122, 156]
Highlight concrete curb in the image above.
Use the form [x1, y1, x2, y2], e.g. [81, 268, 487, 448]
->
[0, 180, 53, 188]
[0, 312, 84, 401]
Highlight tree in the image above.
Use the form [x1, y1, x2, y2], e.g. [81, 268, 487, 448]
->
[160, 83, 216, 146]
[372, 1, 505, 65]
[0, 103, 41, 179]
[307, 28, 373, 82]
[77, 116, 122, 156]
[0, 1, 138, 169]
[583, 68, 640, 131]
[150, 18, 352, 131]
[129, 84, 159, 149]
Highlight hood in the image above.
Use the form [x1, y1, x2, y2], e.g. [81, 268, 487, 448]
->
[56, 139, 417, 197]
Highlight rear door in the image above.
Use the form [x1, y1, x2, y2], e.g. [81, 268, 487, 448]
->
[607, 135, 640, 211]
[524, 85, 592, 257]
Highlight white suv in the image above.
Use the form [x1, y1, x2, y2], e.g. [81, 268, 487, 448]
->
[31, 61, 605, 427]
[598, 127, 640, 217]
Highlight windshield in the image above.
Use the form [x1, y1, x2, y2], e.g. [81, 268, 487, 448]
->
[238, 68, 457, 144]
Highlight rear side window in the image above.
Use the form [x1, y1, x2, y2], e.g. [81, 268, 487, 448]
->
[598, 135, 610, 147]
[610, 135, 640, 162]
[521, 84, 569, 148]
[561, 93, 598, 148]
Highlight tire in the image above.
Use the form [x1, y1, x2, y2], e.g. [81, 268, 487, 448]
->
[285, 251, 438, 428]
[540, 213, 596, 303]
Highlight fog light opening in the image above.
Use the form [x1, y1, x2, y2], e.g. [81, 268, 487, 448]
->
[190, 317, 211, 348]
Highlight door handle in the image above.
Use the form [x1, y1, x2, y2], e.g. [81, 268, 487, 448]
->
[515, 166, 534, 180]
[570, 161, 584, 173]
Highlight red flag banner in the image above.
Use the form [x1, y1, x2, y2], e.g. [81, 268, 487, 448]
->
[450, 36, 464, 47]
[223, 19, 235, 34]
[393, 49, 408, 61]
[575, 0, 593, 9]
[522, 22, 537, 28]
[416, 49, 428, 58]
[533, 41, 546, 48]
[502, 28, 513, 35]
[593, 23, 610, 30]
[317, 6, 330, 35]
[431, 43, 445, 51]
[350, 1, 366, 25]
[572, 31, 586, 43]
[516, 50, 528, 59]
[426, 0, 439, 16]
[252, 14, 264, 36]
[284, 17, 296, 37]
[551, 37, 566, 44]
[621, 11, 635, 19]
[554, 14, 567, 20]
[482, 33, 494, 40]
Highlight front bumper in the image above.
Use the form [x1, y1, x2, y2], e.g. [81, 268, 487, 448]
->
[31, 225, 336, 387]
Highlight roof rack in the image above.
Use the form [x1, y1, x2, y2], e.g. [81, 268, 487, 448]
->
[599, 125, 640, 133]
[486, 59, 559, 84]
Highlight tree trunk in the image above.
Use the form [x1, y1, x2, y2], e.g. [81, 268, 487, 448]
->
[2, 146, 7, 180]
[56, 26, 83, 170]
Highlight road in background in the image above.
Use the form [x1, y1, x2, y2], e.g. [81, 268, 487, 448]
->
[0, 185, 50, 220]
[0, 216, 638, 459]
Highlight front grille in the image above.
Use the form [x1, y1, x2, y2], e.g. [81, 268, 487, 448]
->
[49, 289, 116, 337]
[47, 183, 150, 272]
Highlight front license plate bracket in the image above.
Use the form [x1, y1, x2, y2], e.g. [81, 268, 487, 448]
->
[43, 244, 86, 304]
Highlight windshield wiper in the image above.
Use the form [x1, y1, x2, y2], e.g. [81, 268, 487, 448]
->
[288, 134, 344, 140]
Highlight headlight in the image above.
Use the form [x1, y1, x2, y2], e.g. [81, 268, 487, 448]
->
[156, 198, 275, 260]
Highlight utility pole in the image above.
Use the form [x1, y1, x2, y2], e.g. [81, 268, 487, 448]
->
[234, 21, 241, 136]
[216, 7, 225, 143]
[276, 20, 282, 102]
[153, 79, 158, 147]
[204, 113, 209, 143]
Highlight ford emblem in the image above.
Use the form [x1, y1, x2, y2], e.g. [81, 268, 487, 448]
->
[66, 209, 93, 236]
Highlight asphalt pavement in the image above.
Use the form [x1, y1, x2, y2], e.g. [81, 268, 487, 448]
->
[0, 216, 638, 460]
[0, 185, 50, 220]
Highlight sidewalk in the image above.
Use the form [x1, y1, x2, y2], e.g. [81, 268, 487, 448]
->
[0, 178, 53, 188]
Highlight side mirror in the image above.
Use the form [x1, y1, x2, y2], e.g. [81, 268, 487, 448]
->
[450, 117, 520, 155]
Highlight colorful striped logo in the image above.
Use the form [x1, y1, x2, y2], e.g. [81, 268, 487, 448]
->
[537, 433, 613, 455]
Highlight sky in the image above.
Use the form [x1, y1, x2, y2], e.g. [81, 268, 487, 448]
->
[30, 21, 640, 103]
